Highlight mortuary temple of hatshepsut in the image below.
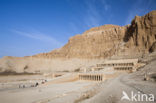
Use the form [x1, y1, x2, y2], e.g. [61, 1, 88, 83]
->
[38, 58, 146, 82]
[95, 59, 144, 72]
[77, 59, 145, 81]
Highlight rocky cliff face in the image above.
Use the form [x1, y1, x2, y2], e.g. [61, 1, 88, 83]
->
[33, 10, 156, 59]
[124, 10, 156, 54]
[34, 25, 126, 59]
[0, 10, 156, 73]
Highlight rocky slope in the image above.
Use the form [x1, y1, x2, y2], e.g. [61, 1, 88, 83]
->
[0, 10, 156, 73]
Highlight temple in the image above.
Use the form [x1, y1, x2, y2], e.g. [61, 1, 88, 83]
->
[78, 59, 145, 81]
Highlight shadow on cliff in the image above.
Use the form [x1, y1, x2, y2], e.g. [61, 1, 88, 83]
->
[123, 20, 136, 43]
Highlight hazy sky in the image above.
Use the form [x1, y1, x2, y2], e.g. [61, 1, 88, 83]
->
[0, 0, 156, 58]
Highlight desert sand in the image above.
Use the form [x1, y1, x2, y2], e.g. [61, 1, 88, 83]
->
[0, 59, 156, 103]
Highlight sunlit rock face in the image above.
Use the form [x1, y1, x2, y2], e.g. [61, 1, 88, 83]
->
[34, 10, 156, 59]
[0, 10, 156, 73]
[34, 25, 126, 59]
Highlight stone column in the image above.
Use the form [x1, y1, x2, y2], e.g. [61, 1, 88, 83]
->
[95, 75, 96, 81]
[89, 75, 91, 81]
[79, 75, 80, 80]
[96, 75, 97, 81]
[85, 75, 86, 80]
[98, 75, 99, 81]
[93, 75, 94, 81]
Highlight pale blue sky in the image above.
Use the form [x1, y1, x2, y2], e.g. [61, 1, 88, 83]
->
[0, 0, 156, 58]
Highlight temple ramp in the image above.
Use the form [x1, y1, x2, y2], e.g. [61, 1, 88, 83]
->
[41, 73, 78, 86]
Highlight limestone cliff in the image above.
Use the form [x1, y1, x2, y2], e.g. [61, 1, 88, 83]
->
[0, 10, 156, 73]
[124, 10, 156, 54]
[34, 25, 126, 59]
[33, 10, 156, 59]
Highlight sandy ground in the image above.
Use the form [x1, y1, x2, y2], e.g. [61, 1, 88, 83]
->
[0, 81, 97, 103]
[0, 75, 50, 90]
[0, 60, 156, 103]
[0, 73, 98, 103]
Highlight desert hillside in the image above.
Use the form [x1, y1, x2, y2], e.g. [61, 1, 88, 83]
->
[0, 10, 156, 73]
[34, 10, 156, 59]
